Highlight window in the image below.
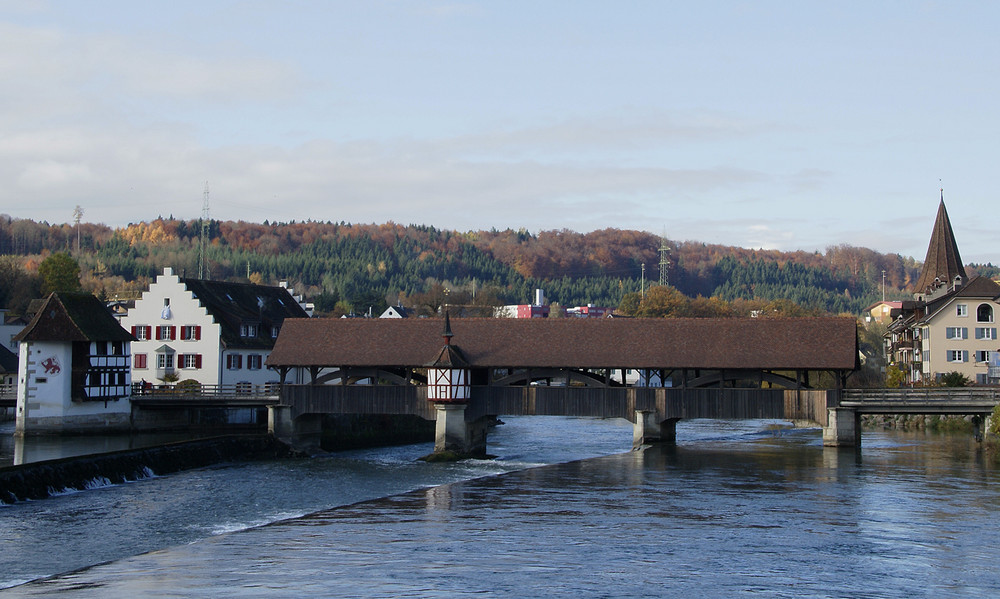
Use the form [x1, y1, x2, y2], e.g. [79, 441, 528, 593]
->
[181, 354, 202, 369]
[134, 354, 148, 369]
[975, 327, 997, 340]
[947, 350, 968, 363]
[271, 326, 280, 339]
[227, 354, 243, 370]
[94, 341, 108, 355]
[946, 327, 968, 340]
[978, 304, 994, 323]
[156, 325, 176, 340]
[956, 304, 968, 317]
[132, 325, 151, 341]
[247, 354, 262, 370]
[976, 350, 991, 363]
[240, 323, 259, 338]
[157, 353, 174, 369]
[180, 325, 201, 341]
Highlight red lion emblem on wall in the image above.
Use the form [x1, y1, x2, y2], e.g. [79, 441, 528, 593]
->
[41, 356, 61, 375]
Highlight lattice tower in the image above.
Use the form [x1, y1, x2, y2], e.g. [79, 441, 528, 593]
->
[199, 182, 210, 279]
[658, 235, 671, 287]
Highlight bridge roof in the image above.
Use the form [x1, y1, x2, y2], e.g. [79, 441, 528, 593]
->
[267, 317, 858, 371]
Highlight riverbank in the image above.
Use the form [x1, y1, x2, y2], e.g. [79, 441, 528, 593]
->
[862, 413, 979, 434]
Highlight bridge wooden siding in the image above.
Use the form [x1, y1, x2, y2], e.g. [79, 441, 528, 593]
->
[282, 385, 831, 426]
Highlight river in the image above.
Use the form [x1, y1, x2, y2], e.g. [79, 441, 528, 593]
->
[1, 417, 998, 597]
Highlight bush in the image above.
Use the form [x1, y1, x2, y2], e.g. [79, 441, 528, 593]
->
[940, 371, 972, 387]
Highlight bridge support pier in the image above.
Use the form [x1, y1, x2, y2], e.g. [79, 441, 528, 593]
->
[823, 408, 860, 447]
[633, 411, 678, 449]
[433, 403, 488, 458]
[268, 405, 323, 452]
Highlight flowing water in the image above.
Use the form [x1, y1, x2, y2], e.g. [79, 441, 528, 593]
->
[1, 417, 998, 597]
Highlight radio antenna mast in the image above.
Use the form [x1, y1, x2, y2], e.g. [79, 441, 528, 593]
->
[199, 182, 210, 279]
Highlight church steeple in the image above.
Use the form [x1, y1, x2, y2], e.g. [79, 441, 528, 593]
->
[912, 192, 967, 298]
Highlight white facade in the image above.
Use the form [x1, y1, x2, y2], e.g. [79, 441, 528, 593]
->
[121, 268, 224, 386]
[121, 267, 307, 388]
[16, 339, 131, 435]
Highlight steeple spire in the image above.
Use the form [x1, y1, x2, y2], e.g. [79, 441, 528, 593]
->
[912, 194, 967, 297]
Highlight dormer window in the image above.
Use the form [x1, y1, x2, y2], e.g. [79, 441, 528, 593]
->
[978, 304, 994, 323]
[240, 323, 259, 337]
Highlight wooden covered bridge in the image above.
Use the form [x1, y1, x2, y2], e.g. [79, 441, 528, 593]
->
[265, 316, 860, 455]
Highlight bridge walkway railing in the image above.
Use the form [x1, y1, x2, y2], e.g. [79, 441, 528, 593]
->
[130, 383, 280, 406]
[836, 388, 1000, 415]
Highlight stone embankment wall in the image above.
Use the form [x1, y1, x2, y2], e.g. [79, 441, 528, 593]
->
[0, 435, 300, 504]
[862, 414, 978, 433]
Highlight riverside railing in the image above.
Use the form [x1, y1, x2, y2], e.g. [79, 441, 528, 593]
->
[131, 383, 281, 403]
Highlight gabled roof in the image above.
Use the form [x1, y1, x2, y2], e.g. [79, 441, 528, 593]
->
[864, 300, 903, 312]
[14, 293, 135, 343]
[267, 317, 859, 371]
[180, 278, 310, 350]
[921, 276, 1000, 323]
[913, 199, 968, 296]
[0, 344, 16, 375]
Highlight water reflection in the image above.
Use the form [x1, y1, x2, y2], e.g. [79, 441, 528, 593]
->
[0, 421, 213, 466]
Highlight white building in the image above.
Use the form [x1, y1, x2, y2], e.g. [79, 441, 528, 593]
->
[121, 267, 311, 388]
[14, 292, 134, 435]
[0, 308, 26, 352]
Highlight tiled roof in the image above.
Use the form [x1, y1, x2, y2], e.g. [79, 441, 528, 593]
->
[180, 278, 310, 350]
[14, 293, 135, 343]
[913, 199, 968, 295]
[267, 317, 859, 371]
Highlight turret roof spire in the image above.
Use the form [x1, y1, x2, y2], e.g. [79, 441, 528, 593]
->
[912, 194, 967, 297]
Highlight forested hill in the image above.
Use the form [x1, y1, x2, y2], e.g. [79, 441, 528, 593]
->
[1, 215, 995, 317]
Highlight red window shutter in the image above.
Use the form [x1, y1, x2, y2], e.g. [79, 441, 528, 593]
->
[155, 326, 162, 340]
[237, 355, 243, 369]
[131, 326, 137, 337]
[178, 354, 184, 367]
[195, 354, 202, 368]
[195, 326, 201, 340]
[180, 327, 188, 340]
[170, 326, 176, 340]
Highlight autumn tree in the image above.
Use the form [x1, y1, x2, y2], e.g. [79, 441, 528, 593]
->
[636, 286, 691, 318]
[38, 252, 81, 294]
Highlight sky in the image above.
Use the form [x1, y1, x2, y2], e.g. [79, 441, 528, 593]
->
[1, 1, 997, 263]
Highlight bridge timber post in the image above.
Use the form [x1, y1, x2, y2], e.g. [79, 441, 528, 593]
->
[633, 410, 678, 449]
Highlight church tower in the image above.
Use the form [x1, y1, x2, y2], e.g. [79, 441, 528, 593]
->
[912, 194, 967, 301]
